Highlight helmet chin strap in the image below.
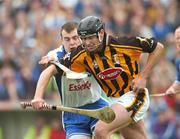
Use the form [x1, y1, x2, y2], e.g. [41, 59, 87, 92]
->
[98, 32, 102, 42]
[86, 32, 103, 53]
[91, 32, 102, 48]
[95, 32, 104, 52]
[83, 32, 104, 53]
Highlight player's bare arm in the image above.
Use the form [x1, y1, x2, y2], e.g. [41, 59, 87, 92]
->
[131, 42, 164, 93]
[31, 65, 58, 109]
[165, 81, 180, 95]
[39, 55, 56, 65]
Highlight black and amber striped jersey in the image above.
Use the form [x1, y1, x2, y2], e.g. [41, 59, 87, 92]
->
[60, 34, 157, 97]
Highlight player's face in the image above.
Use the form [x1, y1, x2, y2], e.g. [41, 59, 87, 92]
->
[81, 29, 104, 53]
[175, 28, 180, 52]
[81, 35, 100, 52]
[62, 29, 81, 52]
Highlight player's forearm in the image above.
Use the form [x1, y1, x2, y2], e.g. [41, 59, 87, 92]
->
[34, 65, 57, 99]
[140, 42, 164, 78]
[165, 81, 180, 95]
[172, 81, 180, 91]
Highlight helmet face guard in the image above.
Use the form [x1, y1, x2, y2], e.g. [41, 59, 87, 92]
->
[77, 16, 104, 38]
[79, 33, 97, 39]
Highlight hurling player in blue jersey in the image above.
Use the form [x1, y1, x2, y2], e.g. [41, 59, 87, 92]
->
[31, 21, 108, 139]
[165, 26, 180, 95]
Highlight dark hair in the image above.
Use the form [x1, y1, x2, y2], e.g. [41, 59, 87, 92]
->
[60, 21, 78, 37]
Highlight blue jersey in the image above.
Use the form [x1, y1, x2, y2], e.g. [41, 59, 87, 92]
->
[47, 45, 108, 138]
[175, 57, 180, 82]
[48, 45, 66, 100]
[47, 45, 107, 107]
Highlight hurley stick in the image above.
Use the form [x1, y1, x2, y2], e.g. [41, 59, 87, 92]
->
[20, 102, 115, 123]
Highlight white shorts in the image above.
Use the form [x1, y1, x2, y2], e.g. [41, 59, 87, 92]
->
[109, 88, 150, 122]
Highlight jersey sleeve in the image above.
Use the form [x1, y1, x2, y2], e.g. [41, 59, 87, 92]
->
[59, 47, 87, 73]
[112, 36, 158, 53]
[135, 37, 157, 53]
[47, 45, 66, 74]
[47, 45, 65, 60]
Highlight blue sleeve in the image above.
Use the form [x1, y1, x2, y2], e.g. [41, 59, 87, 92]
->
[47, 45, 66, 60]
[55, 45, 66, 59]
[57, 51, 66, 59]
[175, 57, 180, 82]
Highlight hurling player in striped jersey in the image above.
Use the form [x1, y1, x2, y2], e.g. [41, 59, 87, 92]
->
[58, 16, 164, 139]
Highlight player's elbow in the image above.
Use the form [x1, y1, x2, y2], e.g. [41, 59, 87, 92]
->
[157, 42, 164, 50]
[158, 42, 164, 55]
[42, 65, 57, 76]
[152, 42, 164, 56]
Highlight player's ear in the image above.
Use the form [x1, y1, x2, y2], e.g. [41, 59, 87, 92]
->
[99, 29, 105, 35]
[98, 29, 105, 42]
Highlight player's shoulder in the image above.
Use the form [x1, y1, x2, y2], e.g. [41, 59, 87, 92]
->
[108, 35, 139, 46]
[110, 34, 155, 44]
[108, 35, 157, 52]
[70, 44, 86, 58]
[53, 45, 64, 52]
[58, 45, 65, 51]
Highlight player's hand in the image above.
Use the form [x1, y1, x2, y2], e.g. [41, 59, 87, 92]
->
[165, 87, 175, 96]
[39, 55, 56, 65]
[31, 98, 46, 110]
[131, 76, 147, 93]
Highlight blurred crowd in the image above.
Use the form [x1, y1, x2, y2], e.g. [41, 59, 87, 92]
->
[23, 116, 65, 139]
[0, 0, 180, 138]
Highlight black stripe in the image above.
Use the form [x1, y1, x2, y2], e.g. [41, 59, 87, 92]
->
[90, 53, 100, 73]
[132, 91, 145, 117]
[109, 47, 121, 96]
[134, 61, 138, 74]
[110, 46, 119, 67]
[98, 53, 109, 69]
[91, 54, 100, 75]
[127, 89, 146, 118]
[99, 52, 120, 97]
[84, 55, 112, 96]
[98, 53, 114, 96]
[71, 50, 85, 64]
[84, 59, 103, 89]
[123, 54, 134, 76]
[52, 106, 57, 110]
[118, 72, 128, 96]
[109, 79, 120, 97]
[113, 46, 142, 51]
